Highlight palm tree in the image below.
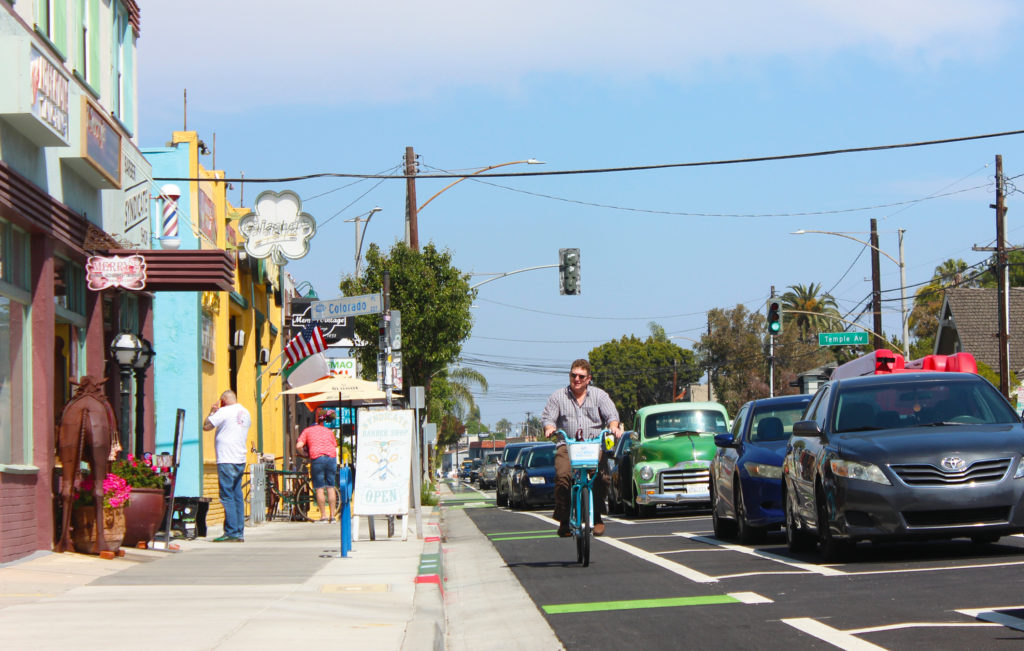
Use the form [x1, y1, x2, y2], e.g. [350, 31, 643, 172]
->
[780, 283, 840, 340]
[908, 258, 971, 357]
[428, 365, 488, 450]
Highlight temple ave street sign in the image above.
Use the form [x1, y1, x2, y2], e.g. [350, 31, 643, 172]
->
[818, 331, 869, 346]
[311, 293, 382, 319]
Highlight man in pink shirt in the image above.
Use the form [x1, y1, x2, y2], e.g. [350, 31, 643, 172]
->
[296, 410, 339, 523]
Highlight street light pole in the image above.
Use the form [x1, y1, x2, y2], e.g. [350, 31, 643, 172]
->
[408, 158, 544, 249]
[345, 207, 382, 277]
[791, 226, 909, 359]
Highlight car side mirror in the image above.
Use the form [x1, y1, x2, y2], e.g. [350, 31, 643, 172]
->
[792, 420, 824, 438]
[630, 431, 639, 442]
[713, 433, 736, 448]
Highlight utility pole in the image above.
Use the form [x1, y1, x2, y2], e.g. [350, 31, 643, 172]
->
[672, 359, 678, 401]
[996, 155, 1011, 398]
[870, 218, 884, 351]
[525, 411, 532, 440]
[405, 147, 419, 251]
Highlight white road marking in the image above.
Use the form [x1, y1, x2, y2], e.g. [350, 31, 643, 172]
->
[729, 591, 774, 604]
[851, 560, 1024, 576]
[782, 618, 886, 650]
[957, 605, 1024, 632]
[597, 537, 718, 583]
[847, 622, 999, 634]
[677, 533, 848, 577]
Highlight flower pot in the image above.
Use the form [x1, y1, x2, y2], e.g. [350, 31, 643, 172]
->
[71, 505, 125, 554]
[123, 487, 166, 547]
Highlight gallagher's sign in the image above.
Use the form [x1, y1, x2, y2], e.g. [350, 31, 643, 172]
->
[238, 190, 316, 264]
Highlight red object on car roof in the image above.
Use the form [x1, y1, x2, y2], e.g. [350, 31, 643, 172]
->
[831, 349, 977, 381]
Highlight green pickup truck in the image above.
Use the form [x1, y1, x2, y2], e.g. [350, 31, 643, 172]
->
[614, 401, 731, 517]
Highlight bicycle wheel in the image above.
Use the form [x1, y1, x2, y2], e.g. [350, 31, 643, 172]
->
[580, 485, 592, 567]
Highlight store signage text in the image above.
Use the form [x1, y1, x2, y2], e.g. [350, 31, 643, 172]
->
[86, 254, 147, 291]
[83, 99, 121, 186]
[238, 190, 317, 264]
[29, 48, 68, 138]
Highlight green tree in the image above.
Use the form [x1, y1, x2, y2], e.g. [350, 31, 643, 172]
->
[589, 323, 701, 426]
[908, 258, 971, 358]
[780, 282, 841, 341]
[427, 365, 488, 450]
[339, 240, 475, 403]
[697, 305, 766, 414]
[494, 418, 513, 437]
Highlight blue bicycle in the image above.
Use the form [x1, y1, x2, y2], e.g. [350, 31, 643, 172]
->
[557, 429, 615, 567]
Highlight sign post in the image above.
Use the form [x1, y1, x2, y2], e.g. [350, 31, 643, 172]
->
[818, 332, 870, 347]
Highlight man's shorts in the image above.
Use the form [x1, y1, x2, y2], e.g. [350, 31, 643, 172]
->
[310, 455, 338, 490]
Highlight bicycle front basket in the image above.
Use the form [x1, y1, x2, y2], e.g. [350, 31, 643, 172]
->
[568, 441, 601, 468]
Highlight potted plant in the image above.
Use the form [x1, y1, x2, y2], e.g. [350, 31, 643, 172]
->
[71, 471, 131, 554]
[112, 453, 168, 547]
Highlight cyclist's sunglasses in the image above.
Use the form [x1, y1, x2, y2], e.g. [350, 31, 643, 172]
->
[570, 372, 589, 380]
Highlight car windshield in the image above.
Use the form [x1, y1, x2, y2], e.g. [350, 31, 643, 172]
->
[750, 403, 809, 442]
[833, 376, 1020, 433]
[645, 410, 728, 438]
[527, 448, 555, 468]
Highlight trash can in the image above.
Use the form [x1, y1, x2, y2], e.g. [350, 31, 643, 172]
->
[171, 497, 211, 539]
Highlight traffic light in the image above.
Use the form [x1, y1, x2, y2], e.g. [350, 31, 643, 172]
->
[767, 300, 782, 336]
[559, 248, 580, 295]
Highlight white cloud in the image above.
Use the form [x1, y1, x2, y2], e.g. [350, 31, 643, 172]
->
[139, 0, 1019, 107]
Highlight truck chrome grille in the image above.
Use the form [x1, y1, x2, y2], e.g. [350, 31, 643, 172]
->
[660, 468, 710, 492]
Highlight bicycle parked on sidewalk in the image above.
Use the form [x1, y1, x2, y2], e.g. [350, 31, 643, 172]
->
[556, 428, 615, 567]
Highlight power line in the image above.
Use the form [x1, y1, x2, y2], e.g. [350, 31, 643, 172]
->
[153, 129, 1024, 183]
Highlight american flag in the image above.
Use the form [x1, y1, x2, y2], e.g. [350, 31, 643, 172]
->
[284, 322, 327, 367]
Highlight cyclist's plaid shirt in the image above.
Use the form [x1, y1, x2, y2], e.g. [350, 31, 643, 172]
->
[542, 385, 620, 445]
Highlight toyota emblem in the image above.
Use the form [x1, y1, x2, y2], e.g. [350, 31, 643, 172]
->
[941, 456, 966, 471]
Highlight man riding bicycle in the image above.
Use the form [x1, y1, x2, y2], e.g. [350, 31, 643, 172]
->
[542, 359, 623, 538]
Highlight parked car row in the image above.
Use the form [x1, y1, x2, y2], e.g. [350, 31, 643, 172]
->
[494, 442, 557, 509]
[711, 349, 1024, 561]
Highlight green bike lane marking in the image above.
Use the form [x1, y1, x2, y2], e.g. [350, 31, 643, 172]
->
[543, 592, 771, 615]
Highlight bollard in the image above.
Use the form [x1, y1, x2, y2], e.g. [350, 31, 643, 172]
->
[338, 465, 353, 557]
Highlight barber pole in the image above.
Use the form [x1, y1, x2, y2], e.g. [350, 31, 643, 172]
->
[159, 184, 181, 250]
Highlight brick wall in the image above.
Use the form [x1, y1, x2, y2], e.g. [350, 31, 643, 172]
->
[0, 473, 42, 563]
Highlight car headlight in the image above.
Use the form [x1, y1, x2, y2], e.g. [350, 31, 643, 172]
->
[743, 462, 783, 479]
[528, 476, 545, 485]
[639, 465, 655, 482]
[829, 459, 891, 485]
[1014, 459, 1024, 479]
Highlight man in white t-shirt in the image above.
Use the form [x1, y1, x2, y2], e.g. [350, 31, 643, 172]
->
[203, 390, 252, 542]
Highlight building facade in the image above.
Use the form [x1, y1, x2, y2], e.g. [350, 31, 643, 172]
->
[0, 0, 155, 562]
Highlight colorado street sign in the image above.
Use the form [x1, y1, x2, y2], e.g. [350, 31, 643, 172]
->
[311, 293, 382, 319]
[818, 331, 869, 346]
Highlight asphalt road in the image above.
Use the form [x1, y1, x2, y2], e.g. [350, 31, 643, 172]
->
[454, 481, 1024, 650]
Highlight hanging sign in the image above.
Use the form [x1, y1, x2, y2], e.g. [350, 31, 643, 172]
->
[86, 254, 147, 290]
[353, 409, 413, 516]
[237, 190, 316, 264]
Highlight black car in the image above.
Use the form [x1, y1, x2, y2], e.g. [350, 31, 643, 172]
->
[510, 443, 556, 509]
[783, 371, 1024, 561]
[606, 433, 633, 514]
[495, 442, 541, 507]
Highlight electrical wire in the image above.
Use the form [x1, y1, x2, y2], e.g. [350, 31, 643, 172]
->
[153, 129, 1024, 183]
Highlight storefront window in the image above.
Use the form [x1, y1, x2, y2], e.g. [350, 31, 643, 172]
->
[54, 257, 86, 316]
[0, 297, 28, 466]
[0, 223, 30, 291]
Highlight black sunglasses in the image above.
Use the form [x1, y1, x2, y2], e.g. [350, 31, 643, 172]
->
[570, 372, 589, 380]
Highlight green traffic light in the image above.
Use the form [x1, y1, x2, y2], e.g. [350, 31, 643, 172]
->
[769, 321, 781, 334]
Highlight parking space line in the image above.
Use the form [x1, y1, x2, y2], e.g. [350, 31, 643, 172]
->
[677, 533, 847, 577]
[598, 537, 718, 583]
[781, 617, 886, 650]
[850, 560, 1024, 577]
[487, 530, 553, 536]
[491, 534, 560, 541]
[729, 591, 774, 604]
[847, 622, 999, 634]
[957, 605, 1024, 632]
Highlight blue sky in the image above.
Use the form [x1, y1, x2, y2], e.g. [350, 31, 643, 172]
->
[138, 1, 1024, 428]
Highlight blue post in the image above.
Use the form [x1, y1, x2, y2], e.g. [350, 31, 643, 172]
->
[339, 465, 352, 557]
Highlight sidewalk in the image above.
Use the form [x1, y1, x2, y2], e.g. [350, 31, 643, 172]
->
[0, 482, 562, 650]
[0, 505, 445, 650]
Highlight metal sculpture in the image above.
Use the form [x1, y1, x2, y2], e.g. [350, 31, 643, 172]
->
[55, 376, 120, 555]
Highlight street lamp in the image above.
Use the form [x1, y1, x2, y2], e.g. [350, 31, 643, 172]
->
[344, 206, 382, 277]
[409, 159, 545, 247]
[132, 338, 155, 457]
[791, 227, 908, 358]
[110, 331, 142, 458]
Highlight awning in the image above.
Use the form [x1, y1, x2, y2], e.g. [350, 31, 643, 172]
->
[108, 248, 235, 292]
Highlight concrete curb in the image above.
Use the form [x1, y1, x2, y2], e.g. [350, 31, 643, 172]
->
[402, 499, 447, 651]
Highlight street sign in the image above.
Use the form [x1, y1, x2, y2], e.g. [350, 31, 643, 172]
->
[818, 331, 869, 346]
[311, 293, 382, 320]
